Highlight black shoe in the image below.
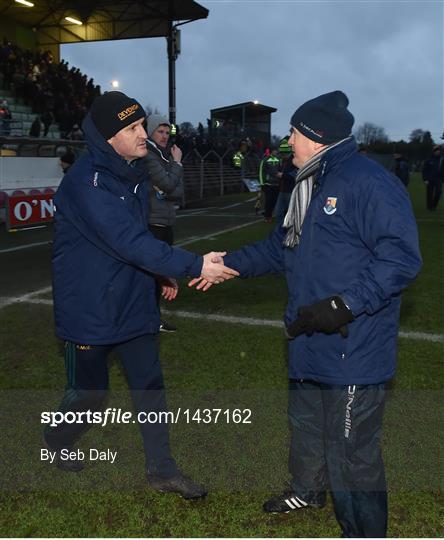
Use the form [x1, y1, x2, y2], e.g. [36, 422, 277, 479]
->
[159, 320, 177, 333]
[147, 471, 207, 499]
[263, 490, 325, 513]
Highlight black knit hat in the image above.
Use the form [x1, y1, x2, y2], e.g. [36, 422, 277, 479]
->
[90, 91, 145, 140]
[290, 90, 354, 144]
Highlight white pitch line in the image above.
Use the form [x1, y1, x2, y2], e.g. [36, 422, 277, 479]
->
[176, 219, 262, 247]
[4, 219, 442, 346]
[161, 310, 444, 343]
[0, 286, 52, 309]
[3, 297, 442, 344]
[0, 220, 263, 309]
[0, 241, 52, 254]
[220, 202, 245, 209]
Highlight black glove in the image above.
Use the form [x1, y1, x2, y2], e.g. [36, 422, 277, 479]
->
[286, 296, 354, 339]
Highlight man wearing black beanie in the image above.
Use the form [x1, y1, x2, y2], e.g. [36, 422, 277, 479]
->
[45, 91, 239, 499]
[191, 90, 422, 536]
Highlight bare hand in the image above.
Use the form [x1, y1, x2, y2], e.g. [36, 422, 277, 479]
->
[189, 251, 239, 291]
[159, 277, 179, 301]
[188, 277, 213, 291]
[171, 144, 182, 163]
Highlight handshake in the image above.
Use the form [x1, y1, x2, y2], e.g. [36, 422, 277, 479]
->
[160, 252, 237, 301]
[191, 251, 238, 291]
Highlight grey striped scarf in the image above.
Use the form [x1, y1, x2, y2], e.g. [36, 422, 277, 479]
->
[283, 137, 351, 247]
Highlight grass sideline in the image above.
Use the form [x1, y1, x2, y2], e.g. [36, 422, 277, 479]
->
[0, 173, 443, 537]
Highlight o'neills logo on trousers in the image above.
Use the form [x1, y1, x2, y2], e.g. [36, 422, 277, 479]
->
[118, 104, 139, 121]
[344, 385, 356, 438]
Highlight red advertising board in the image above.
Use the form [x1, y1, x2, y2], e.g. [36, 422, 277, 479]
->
[6, 193, 54, 231]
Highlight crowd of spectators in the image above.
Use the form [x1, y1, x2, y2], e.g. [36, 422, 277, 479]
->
[0, 37, 101, 138]
[0, 37, 271, 152]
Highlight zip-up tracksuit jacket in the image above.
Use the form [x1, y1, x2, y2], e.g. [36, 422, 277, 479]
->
[52, 114, 202, 345]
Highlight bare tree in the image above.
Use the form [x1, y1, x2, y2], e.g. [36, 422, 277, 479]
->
[409, 129, 431, 143]
[354, 122, 389, 145]
[179, 121, 195, 135]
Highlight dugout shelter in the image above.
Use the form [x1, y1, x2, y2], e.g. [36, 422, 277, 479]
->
[210, 101, 277, 148]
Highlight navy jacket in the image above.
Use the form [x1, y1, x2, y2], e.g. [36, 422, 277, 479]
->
[224, 138, 422, 385]
[422, 155, 444, 184]
[52, 114, 202, 345]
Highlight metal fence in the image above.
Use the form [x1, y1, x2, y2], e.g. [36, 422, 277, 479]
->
[0, 136, 261, 206]
[181, 149, 260, 204]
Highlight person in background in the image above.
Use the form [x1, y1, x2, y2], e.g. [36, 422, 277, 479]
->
[29, 116, 41, 138]
[259, 148, 281, 223]
[275, 137, 297, 221]
[422, 145, 443, 210]
[393, 152, 410, 187]
[41, 110, 53, 137]
[232, 140, 248, 168]
[69, 123, 84, 141]
[144, 114, 183, 333]
[59, 150, 76, 173]
[0, 99, 12, 136]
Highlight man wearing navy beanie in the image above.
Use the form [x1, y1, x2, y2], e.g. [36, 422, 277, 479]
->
[46, 91, 239, 500]
[194, 90, 422, 536]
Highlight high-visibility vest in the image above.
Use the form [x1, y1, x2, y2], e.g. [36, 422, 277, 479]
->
[259, 155, 280, 185]
[233, 151, 244, 168]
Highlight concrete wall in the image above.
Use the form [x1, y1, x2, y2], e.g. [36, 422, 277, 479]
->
[0, 156, 62, 193]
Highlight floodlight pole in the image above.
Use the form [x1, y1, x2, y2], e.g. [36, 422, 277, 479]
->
[167, 21, 179, 126]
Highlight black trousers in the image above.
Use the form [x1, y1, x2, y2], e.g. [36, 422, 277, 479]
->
[44, 334, 178, 478]
[426, 180, 442, 210]
[288, 379, 387, 538]
[262, 185, 279, 219]
[149, 224, 174, 308]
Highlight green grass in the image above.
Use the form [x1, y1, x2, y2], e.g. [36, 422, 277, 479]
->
[0, 174, 442, 537]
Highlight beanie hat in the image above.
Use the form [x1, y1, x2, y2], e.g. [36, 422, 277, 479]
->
[147, 114, 171, 137]
[279, 137, 292, 154]
[90, 91, 145, 140]
[290, 90, 354, 144]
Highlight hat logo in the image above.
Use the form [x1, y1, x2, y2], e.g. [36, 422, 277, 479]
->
[323, 197, 337, 215]
[118, 104, 140, 121]
[299, 121, 323, 139]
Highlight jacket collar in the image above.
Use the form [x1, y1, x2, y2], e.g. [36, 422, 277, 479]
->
[317, 136, 358, 182]
[82, 113, 145, 188]
[146, 138, 170, 163]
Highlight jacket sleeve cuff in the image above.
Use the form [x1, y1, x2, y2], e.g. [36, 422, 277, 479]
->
[188, 255, 203, 278]
[339, 293, 362, 317]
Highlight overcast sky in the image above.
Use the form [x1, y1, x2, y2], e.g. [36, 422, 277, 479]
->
[61, 0, 443, 142]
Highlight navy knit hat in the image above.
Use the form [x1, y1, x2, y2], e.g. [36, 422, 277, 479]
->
[290, 90, 354, 144]
[90, 91, 145, 140]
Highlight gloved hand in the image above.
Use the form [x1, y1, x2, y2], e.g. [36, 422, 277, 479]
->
[286, 296, 354, 339]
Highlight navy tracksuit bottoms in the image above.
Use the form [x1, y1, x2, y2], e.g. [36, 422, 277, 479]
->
[44, 333, 178, 478]
[288, 379, 387, 538]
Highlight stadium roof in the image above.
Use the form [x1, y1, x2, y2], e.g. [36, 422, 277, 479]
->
[211, 102, 277, 118]
[0, 0, 209, 46]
